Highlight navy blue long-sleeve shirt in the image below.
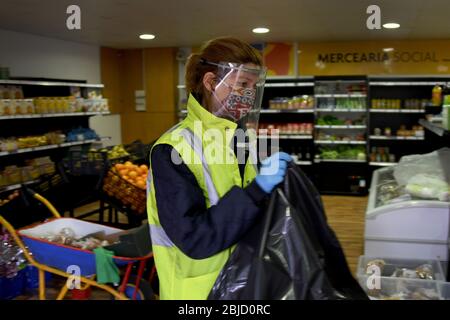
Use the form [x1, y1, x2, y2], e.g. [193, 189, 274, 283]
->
[151, 144, 267, 260]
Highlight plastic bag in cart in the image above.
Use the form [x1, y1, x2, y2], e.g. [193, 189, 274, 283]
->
[208, 164, 368, 300]
[394, 148, 450, 201]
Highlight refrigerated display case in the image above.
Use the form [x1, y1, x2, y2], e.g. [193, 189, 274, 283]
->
[364, 164, 450, 263]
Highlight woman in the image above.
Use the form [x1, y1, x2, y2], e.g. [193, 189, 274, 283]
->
[147, 37, 292, 300]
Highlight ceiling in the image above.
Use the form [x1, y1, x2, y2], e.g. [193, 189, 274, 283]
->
[0, 0, 449, 48]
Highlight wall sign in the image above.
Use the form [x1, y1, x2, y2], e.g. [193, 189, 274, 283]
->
[298, 40, 450, 76]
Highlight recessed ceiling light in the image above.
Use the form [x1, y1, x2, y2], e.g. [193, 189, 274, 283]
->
[252, 27, 270, 34]
[383, 23, 400, 29]
[139, 34, 156, 40]
[383, 47, 394, 52]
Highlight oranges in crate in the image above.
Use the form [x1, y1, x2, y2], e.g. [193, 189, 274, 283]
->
[114, 162, 148, 190]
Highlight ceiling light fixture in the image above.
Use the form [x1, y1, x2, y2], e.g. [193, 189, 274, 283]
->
[383, 23, 400, 29]
[252, 27, 270, 34]
[139, 34, 156, 40]
[383, 47, 394, 52]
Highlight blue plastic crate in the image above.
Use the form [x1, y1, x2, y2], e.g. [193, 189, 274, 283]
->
[0, 268, 27, 300]
[25, 265, 52, 290]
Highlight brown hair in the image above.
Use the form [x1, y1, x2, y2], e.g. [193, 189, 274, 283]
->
[185, 37, 263, 102]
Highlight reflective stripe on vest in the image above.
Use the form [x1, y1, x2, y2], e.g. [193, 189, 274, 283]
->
[150, 224, 175, 247]
[149, 126, 219, 248]
[178, 128, 220, 206]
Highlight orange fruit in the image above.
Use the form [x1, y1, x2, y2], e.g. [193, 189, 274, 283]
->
[136, 181, 146, 189]
[124, 161, 133, 167]
[115, 163, 124, 171]
[128, 171, 138, 178]
[119, 169, 129, 177]
[140, 164, 148, 171]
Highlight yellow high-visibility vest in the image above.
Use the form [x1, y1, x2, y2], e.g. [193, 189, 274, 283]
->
[147, 94, 257, 300]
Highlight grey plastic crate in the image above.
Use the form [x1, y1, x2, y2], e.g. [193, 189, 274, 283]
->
[357, 255, 445, 281]
[358, 275, 441, 300]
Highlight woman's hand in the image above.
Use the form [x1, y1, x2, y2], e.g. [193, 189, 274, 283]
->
[255, 152, 293, 194]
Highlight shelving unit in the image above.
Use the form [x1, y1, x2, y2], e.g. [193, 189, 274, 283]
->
[0, 78, 111, 199]
[260, 109, 314, 114]
[0, 137, 110, 157]
[258, 135, 313, 140]
[369, 109, 425, 113]
[369, 162, 398, 167]
[175, 74, 450, 196]
[0, 179, 40, 193]
[366, 76, 450, 186]
[0, 111, 110, 120]
[260, 77, 316, 176]
[314, 159, 366, 163]
[316, 108, 367, 113]
[369, 135, 425, 141]
[315, 140, 366, 145]
[315, 125, 366, 129]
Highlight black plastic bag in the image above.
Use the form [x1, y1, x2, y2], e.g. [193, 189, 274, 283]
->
[208, 164, 368, 300]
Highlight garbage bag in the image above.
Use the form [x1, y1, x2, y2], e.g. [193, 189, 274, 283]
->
[208, 164, 368, 300]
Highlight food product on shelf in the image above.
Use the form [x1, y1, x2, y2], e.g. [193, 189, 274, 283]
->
[316, 115, 366, 126]
[268, 95, 314, 110]
[0, 190, 20, 207]
[372, 125, 424, 137]
[317, 97, 366, 110]
[371, 98, 430, 110]
[432, 85, 443, 106]
[318, 146, 366, 160]
[370, 147, 395, 163]
[315, 131, 365, 141]
[259, 123, 313, 135]
[66, 128, 98, 142]
[0, 157, 56, 188]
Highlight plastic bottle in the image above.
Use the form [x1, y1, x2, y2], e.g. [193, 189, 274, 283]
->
[432, 85, 443, 106]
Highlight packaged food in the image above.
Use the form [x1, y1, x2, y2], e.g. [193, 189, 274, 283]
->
[384, 127, 392, 137]
[1, 99, 14, 115]
[0, 86, 7, 99]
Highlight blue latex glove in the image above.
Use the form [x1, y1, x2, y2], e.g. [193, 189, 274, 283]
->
[255, 152, 293, 194]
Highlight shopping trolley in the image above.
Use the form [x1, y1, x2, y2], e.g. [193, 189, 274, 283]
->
[0, 189, 156, 300]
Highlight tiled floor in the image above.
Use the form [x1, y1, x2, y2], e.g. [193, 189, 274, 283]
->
[14, 195, 368, 300]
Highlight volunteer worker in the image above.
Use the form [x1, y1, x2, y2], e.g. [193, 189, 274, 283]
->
[147, 37, 292, 300]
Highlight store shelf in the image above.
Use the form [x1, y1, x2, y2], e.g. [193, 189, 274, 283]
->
[264, 82, 314, 87]
[0, 79, 105, 88]
[258, 135, 313, 140]
[369, 162, 398, 167]
[260, 109, 314, 114]
[369, 135, 425, 141]
[0, 138, 108, 157]
[315, 140, 366, 145]
[294, 160, 313, 165]
[419, 119, 449, 137]
[0, 179, 40, 193]
[314, 159, 367, 163]
[0, 111, 111, 120]
[369, 109, 425, 113]
[316, 108, 367, 113]
[369, 81, 447, 86]
[0, 79, 104, 88]
[315, 125, 366, 129]
[315, 93, 367, 98]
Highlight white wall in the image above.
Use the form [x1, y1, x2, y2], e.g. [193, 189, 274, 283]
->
[0, 29, 100, 83]
[90, 114, 122, 146]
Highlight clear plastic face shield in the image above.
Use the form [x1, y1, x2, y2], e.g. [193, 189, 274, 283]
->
[203, 60, 267, 132]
